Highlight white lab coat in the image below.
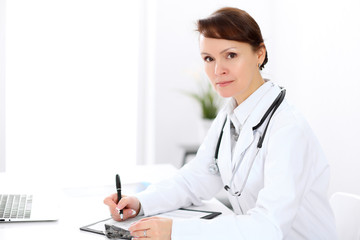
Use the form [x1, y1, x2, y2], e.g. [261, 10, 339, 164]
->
[135, 81, 337, 240]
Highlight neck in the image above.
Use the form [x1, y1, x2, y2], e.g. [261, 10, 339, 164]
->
[234, 74, 265, 106]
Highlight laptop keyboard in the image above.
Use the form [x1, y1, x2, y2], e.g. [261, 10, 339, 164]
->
[0, 194, 32, 219]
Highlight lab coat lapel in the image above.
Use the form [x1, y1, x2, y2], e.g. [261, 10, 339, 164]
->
[231, 123, 254, 170]
[220, 85, 282, 213]
[216, 119, 243, 213]
[231, 86, 281, 169]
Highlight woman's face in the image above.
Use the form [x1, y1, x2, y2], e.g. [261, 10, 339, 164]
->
[199, 36, 265, 105]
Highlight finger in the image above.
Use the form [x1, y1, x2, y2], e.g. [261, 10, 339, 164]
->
[103, 193, 118, 208]
[140, 216, 160, 221]
[110, 206, 137, 222]
[116, 196, 132, 210]
[110, 207, 122, 221]
[133, 216, 160, 224]
[122, 208, 137, 219]
[104, 194, 125, 210]
[129, 217, 158, 231]
[104, 195, 119, 221]
[130, 229, 151, 238]
[129, 219, 152, 232]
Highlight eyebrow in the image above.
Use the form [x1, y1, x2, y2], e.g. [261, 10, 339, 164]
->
[201, 47, 237, 56]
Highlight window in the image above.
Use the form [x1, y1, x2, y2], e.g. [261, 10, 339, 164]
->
[5, 0, 140, 185]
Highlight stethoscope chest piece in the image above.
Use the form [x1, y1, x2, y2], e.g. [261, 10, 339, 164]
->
[208, 160, 219, 175]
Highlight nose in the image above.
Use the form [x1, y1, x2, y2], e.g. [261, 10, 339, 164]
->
[214, 62, 227, 76]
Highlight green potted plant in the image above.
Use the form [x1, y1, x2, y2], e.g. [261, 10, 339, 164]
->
[186, 81, 219, 120]
[184, 80, 221, 141]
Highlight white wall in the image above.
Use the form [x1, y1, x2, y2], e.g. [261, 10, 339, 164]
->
[146, 0, 360, 196]
[147, 0, 273, 167]
[271, 0, 360, 196]
[4, 0, 141, 186]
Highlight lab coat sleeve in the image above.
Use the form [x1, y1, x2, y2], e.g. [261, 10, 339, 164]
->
[171, 116, 319, 240]
[134, 113, 226, 216]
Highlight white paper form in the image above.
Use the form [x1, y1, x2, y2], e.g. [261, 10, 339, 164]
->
[81, 208, 220, 234]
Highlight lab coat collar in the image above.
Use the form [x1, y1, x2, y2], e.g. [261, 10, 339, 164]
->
[234, 80, 273, 124]
[219, 84, 282, 212]
[218, 81, 282, 182]
[224, 80, 274, 127]
[226, 81, 282, 169]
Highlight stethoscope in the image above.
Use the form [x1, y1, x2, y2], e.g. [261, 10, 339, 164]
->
[208, 88, 286, 197]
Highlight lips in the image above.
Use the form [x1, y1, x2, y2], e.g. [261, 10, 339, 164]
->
[216, 80, 234, 87]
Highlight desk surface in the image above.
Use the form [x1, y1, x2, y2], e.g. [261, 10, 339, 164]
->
[0, 164, 233, 240]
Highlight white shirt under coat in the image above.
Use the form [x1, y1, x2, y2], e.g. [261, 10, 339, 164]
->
[135, 81, 337, 240]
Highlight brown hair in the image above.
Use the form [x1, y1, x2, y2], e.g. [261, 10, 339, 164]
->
[197, 7, 268, 70]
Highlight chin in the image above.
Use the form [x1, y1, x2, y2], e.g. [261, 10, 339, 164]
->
[216, 90, 235, 99]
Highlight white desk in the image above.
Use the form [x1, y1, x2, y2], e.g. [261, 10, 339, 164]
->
[0, 164, 233, 240]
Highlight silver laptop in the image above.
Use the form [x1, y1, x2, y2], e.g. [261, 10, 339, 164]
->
[0, 193, 58, 222]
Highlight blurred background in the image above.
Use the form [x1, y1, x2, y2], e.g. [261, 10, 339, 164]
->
[0, 0, 359, 196]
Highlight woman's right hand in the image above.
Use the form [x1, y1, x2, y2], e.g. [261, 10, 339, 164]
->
[103, 193, 141, 221]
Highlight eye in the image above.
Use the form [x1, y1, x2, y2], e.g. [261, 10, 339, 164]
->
[203, 56, 214, 62]
[227, 52, 237, 59]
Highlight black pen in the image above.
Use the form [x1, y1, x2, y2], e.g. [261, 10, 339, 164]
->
[116, 174, 124, 220]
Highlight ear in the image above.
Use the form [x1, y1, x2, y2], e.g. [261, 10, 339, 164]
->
[256, 43, 266, 64]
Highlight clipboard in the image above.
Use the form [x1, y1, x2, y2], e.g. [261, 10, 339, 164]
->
[80, 208, 222, 236]
[80, 218, 112, 236]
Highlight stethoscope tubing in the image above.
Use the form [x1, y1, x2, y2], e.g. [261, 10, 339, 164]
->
[211, 88, 286, 197]
[225, 137, 261, 196]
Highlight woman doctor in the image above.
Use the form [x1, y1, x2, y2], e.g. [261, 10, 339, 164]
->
[104, 7, 337, 240]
